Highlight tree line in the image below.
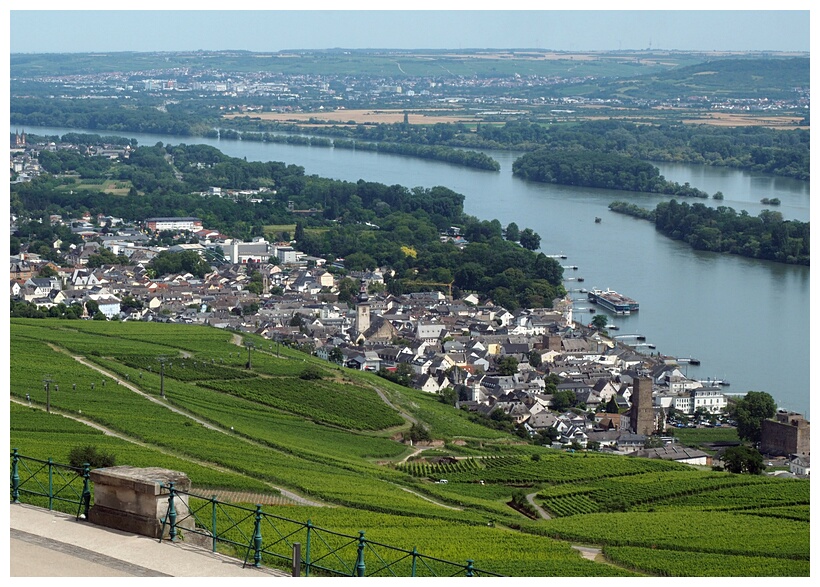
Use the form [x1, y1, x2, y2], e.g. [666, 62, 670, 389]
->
[512, 148, 713, 197]
[609, 200, 809, 265]
[14, 97, 808, 180]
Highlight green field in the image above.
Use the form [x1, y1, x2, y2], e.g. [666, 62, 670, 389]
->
[9, 318, 810, 577]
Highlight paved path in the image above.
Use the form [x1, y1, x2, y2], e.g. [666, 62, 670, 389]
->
[10, 503, 289, 577]
[526, 492, 552, 519]
[571, 544, 603, 562]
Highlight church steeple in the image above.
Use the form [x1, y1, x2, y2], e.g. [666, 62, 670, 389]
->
[355, 280, 371, 337]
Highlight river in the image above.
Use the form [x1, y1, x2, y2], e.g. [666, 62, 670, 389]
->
[22, 126, 811, 418]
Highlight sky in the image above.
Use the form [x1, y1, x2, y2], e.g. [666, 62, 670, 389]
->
[5, 3, 813, 54]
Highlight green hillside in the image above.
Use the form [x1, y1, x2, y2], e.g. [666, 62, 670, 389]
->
[9, 318, 809, 576]
[596, 57, 809, 101]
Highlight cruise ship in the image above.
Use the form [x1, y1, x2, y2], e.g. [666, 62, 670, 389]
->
[587, 288, 640, 314]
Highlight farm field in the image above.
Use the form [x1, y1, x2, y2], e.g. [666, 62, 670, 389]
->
[9, 319, 810, 576]
[225, 108, 477, 126]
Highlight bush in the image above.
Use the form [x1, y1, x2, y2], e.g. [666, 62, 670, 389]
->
[68, 445, 116, 469]
[299, 365, 324, 380]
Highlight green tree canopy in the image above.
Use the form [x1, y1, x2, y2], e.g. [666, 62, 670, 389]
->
[497, 355, 519, 376]
[722, 445, 766, 475]
[591, 314, 609, 330]
[519, 228, 541, 251]
[730, 391, 777, 444]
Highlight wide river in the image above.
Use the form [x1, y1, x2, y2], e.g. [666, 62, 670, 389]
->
[24, 126, 812, 418]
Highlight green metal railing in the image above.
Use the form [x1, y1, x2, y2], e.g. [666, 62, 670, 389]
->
[159, 484, 502, 577]
[9, 449, 91, 520]
[9, 451, 501, 577]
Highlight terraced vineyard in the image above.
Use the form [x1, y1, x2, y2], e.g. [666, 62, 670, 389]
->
[9, 319, 810, 577]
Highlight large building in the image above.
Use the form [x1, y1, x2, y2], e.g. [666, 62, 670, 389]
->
[220, 238, 274, 264]
[145, 217, 203, 232]
[760, 411, 810, 457]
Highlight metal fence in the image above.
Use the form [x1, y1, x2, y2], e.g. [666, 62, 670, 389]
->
[159, 483, 502, 577]
[9, 449, 91, 519]
[10, 451, 501, 577]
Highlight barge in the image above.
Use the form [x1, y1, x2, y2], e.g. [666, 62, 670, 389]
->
[587, 288, 639, 314]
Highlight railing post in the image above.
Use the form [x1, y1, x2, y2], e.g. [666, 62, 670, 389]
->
[47, 458, 54, 510]
[211, 495, 218, 552]
[167, 482, 178, 542]
[252, 505, 263, 568]
[355, 531, 366, 577]
[79, 463, 91, 520]
[292, 542, 301, 577]
[411, 547, 418, 577]
[11, 448, 20, 503]
[305, 520, 313, 577]
[466, 559, 475, 577]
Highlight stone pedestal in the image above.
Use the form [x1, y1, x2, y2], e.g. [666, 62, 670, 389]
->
[89, 466, 194, 539]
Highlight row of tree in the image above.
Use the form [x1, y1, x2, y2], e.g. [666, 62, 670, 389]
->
[609, 200, 809, 265]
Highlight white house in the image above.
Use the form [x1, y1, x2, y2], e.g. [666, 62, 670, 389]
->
[789, 455, 810, 476]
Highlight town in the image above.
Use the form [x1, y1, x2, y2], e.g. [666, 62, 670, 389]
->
[10, 131, 809, 476]
[8, 14, 811, 577]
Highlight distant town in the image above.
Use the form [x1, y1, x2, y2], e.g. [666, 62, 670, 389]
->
[10, 133, 809, 476]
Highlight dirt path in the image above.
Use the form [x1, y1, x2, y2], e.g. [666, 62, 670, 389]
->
[41, 346, 326, 507]
[400, 446, 430, 463]
[392, 484, 462, 511]
[571, 545, 603, 562]
[525, 492, 552, 520]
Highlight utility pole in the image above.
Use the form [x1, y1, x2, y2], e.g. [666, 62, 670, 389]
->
[157, 357, 167, 398]
[43, 375, 53, 413]
[245, 340, 255, 370]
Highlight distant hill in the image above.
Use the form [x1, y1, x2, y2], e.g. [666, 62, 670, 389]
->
[596, 57, 809, 101]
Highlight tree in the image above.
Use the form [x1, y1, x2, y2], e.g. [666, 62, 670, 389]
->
[519, 228, 541, 251]
[591, 314, 609, 330]
[605, 396, 619, 414]
[505, 222, 520, 242]
[722, 445, 766, 474]
[328, 347, 344, 365]
[406, 423, 432, 444]
[730, 391, 776, 444]
[551, 389, 576, 412]
[439, 386, 459, 406]
[497, 355, 519, 376]
[68, 445, 116, 468]
[38, 265, 58, 278]
[527, 350, 542, 368]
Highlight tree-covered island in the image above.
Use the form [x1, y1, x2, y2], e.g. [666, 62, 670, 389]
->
[608, 200, 809, 265]
[511, 148, 712, 198]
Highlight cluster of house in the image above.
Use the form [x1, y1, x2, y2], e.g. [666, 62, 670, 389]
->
[11, 215, 809, 472]
[10, 131, 134, 183]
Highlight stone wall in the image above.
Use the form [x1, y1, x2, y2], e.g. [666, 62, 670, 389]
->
[89, 466, 194, 539]
[760, 412, 810, 457]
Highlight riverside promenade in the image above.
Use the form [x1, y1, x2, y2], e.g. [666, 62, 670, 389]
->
[9, 503, 289, 577]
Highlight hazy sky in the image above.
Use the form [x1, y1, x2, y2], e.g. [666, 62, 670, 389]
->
[6, 3, 812, 54]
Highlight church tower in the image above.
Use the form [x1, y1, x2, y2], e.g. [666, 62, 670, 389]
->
[355, 280, 371, 338]
[630, 376, 655, 436]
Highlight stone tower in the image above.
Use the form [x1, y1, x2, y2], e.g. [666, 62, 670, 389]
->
[355, 280, 371, 337]
[630, 376, 655, 435]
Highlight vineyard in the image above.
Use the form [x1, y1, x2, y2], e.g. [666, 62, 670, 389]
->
[9, 318, 811, 577]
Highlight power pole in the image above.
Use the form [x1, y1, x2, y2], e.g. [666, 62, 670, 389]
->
[43, 375, 53, 413]
[157, 357, 167, 398]
[245, 341, 255, 370]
